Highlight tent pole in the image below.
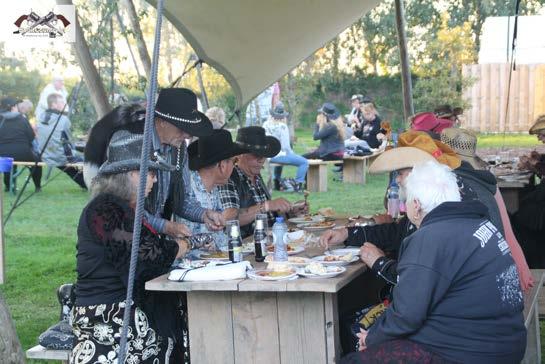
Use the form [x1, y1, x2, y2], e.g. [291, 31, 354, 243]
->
[195, 60, 209, 111]
[394, 0, 414, 122]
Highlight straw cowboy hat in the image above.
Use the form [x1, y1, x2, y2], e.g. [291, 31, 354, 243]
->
[529, 115, 545, 135]
[369, 147, 436, 174]
[398, 130, 461, 169]
[440, 128, 489, 170]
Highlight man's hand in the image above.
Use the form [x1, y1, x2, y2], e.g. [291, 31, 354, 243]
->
[290, 200, 309, 216]
[319, 228, 348, 248]
[356, 328, 368, 351]
[360, 242, 385, 268]
[372, 213, 393, 225]
[203, 209, 225, 231]
[165, 221, 192, 238]
[175, 238, 190, 259]
[267, 198, 292, 213]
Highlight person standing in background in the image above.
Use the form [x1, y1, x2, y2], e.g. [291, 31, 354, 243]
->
[36, 75, 68, 120]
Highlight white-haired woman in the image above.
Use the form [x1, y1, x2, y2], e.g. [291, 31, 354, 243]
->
[263, 102, 309, 192]
[71, 131, 189, 364]
[342, 161, 526, 364]
[303, 102, 345, 161]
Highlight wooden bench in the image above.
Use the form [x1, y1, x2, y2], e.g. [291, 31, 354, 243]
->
[8, 161, 83, 194]
[522, 269, 544, 364]
[26, 345, 70, 363]
[270, 159, 340, 192]
[342, 151, 383, 185]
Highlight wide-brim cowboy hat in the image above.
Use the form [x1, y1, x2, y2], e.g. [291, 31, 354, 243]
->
[529, 115, 545, 135]
[398, 130, 461, 169]
[369, 147, 436, 174]
[154, 88, 213, 137]
[188, 129, 248, 170]
[410, 112, 454, 134]
[98, 130, 174, 176]
[235, 126, 280, 158]
[440, 128, 489, 170]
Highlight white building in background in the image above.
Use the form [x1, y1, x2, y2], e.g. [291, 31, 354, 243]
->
[479, 13, 545, 64]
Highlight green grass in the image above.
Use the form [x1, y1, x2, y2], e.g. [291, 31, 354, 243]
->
[0, 132, 543, 362]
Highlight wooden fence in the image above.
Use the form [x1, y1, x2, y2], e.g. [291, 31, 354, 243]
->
[462, 63, 545, 132]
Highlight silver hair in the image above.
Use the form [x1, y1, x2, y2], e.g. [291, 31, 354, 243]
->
[90, 172, 137, 202]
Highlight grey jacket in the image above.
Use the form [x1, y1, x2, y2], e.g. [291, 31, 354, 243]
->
[37, 110, 72, 166]
[313, 123, 344, 157]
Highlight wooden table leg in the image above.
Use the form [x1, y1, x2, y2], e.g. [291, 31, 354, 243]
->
[343, 159, 364, 184]
[500, 188, 520, 214]
[307, 164, 328, 192]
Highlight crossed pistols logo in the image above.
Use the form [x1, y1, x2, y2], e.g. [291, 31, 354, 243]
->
[13, 11, 71, 38]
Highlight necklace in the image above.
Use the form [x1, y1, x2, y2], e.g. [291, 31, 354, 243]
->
[175, 146, 182, 171]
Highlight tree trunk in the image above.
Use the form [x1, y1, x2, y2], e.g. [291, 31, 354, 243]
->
[121, 0, 152, 78]
[394, 0, 415, 122]
[57, 0, 112, 119]
[0, 293, 25, 364]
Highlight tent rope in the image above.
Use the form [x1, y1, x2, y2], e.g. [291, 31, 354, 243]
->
[117, 0, 165, 361]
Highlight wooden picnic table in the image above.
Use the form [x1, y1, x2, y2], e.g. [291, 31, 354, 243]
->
[146, 216, 368, 364]
[496, 175, 533, 214]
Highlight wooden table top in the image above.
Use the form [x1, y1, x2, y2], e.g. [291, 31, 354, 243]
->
[146, 216, 366, 294]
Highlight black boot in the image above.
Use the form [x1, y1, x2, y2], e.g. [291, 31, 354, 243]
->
[294, 182, 305, 193]
[273, 179, 281, 191]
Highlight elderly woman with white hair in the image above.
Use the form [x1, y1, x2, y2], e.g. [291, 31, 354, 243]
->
[342, 161, 526, 364]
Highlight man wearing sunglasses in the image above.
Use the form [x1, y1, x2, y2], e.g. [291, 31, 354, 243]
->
[219, 126, 308, 238]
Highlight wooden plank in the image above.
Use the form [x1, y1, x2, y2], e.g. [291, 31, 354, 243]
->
[145, 273, 242, 292]
[277, 292, 327, 364]
[187, 291, 235, 364]
[324, 293, 341, 364]
[343, 158, 364, 184]
[0, 175, 4, 284]
[26, 345, 70, 361]
[533, 65, 545, 121]
[306, 163, 329, 192]
[522, 270, 544, 364]
[489, 64, 500, 132]
[518, 65, 529, 132]
[498, 63, 508, 133]
[471, 64, 481, 131]
[231, 292, 281, 364]
[528, 65, 536, 126]
[509, 67, 519, 132]
[479, 64, 490, 131]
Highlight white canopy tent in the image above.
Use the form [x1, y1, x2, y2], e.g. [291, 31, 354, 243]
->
[146, 0, 382, 110]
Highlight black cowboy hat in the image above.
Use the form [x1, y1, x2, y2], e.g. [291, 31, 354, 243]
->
[235, 126, 280, 158]
[154, 88, 213, 137]
[1, 96, 22, 111]
[317, 102, 340, 120]
[270, 102, 289, 119]
[98, 130, 174, 176]
[188, 129, 248, 171]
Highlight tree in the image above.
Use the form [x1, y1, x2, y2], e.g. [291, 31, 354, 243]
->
[121, 0, 152, 78]
[0, 293, 24, 364]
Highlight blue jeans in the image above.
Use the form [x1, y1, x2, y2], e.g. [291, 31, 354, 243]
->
[270, 152, 309, 183]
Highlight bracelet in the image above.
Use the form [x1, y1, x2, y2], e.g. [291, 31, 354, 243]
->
[259, 202, 266, 213]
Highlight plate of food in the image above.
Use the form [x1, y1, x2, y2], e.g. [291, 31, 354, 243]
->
[285, 230, 306, 244]
[297, 262, 346, 279]
[264, 255, 311, 266]
[247, 268, 297, 281]
[348, 215, 374, 222]
[199, 251, 230, 261]
[266, 244, 305, 255]
[176, 259, 210, 269]
[288, 215, 325, 224]
[329, 247, 361, 256]
[297, 221, 336, 231]
[312, 253, 358, 266]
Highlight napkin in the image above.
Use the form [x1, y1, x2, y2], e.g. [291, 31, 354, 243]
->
[168, 261, 252, 281]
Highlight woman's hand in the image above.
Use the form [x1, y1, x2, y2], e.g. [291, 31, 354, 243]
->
[356, 328, 368, 351]
[165, 221, 192, 238]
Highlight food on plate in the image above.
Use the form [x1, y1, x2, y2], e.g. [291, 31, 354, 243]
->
[306, 262, 327, 275]
[265, 262, 292, 272]
[318, 207, 335, 217]
[200, 251, 228, 259]
[267, 244, 295, 253]
[256, 270, 293, 278]
[304, 221, 335, 229]
[323, 252, 353, 262]
[264, 255, 309, 264]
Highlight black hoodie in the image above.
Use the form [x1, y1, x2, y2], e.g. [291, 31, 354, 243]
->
[454, 161, 504, 236]
[366, 200, 526, 364]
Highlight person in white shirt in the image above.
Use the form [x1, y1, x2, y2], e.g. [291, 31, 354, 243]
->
[262, 102, 308, 192]
[36, 75, 69, 120]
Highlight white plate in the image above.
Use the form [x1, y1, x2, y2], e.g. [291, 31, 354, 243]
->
[330, 248, 361, 256]
[286, 230, 305, 243]
[265, 256, 312, 266]
[176, 259, 210, 269]
[247, 269, 298, 281]
[288, 216, 325, 224]
[266, 245, 305, 256]
[312, 255, 359, 266]
[298, 266, 346, 279]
